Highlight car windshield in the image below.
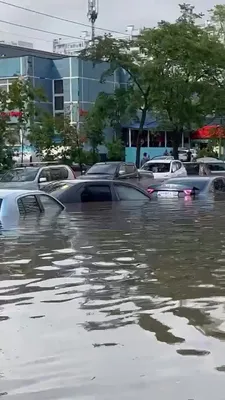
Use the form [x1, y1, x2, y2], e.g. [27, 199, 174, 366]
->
[165, 178, 209, 191]
[141, 163, 170, 172]
[0, 168, 39, 182]
[86, 164, 118, 175]
[44, 182, 73, 194]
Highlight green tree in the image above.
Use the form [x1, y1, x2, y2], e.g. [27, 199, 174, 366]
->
[8, 77, 46, 162]
[28, 112, 58, 157]
[80, 34, 157, 167]
[208, 4, 225, 43]
[81, 3, 225, 163]
[106, 137, 124, 161]
[140, 3, 225, 158]
[82, 101, 105, 163]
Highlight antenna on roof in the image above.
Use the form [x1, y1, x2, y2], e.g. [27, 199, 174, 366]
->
[87, 0, 99, 40]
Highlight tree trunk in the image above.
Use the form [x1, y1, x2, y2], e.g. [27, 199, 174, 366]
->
[136, 108, 147, 168]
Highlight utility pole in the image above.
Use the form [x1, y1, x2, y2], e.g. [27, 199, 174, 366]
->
[87, 0, 99, 41]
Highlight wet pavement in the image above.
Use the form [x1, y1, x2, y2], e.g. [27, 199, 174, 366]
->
[1, 199, 225, 398]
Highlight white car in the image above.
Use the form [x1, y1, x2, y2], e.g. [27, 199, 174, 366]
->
[138, 159, 187, 180]
[0, 189, 65, 229]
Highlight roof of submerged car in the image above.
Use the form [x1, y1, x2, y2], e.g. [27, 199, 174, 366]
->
[145, 159, 178, 164]
[0, 189, 43, 198]
[48, 179, 139, 186]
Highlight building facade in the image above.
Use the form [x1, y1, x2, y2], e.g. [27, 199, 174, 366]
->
[0, 44, 207, 163]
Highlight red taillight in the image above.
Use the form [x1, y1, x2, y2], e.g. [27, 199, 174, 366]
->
[147, 188, 155, 194]
[183, 189, 192, 195]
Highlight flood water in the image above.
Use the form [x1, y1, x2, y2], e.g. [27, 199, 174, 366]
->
[1, 199, 225, 399]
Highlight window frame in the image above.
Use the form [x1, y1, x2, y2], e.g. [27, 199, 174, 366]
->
[213, 177, 225, 192]
[37, 194, 65, 211]
[78, 182, 114, 202]
[17, 194, 43, 215]
[114, 183, 150, 201]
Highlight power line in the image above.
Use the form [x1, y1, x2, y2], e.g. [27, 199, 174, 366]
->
[0, 19, 84, 40]
[0, 0, 129, 36]
[0, 28, 52, 43]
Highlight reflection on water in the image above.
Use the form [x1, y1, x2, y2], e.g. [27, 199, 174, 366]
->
[1, 200, 225, 398]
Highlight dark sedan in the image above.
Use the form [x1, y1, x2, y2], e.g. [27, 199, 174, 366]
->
[147, 176, 225, 198]
[78, 161, 140, 180]
[43, 179, 151, 204]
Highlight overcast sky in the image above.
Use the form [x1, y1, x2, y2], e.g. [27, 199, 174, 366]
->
[0, 0, 219, 51]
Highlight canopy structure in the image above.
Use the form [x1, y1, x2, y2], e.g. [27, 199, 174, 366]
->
[191, 125, 225, 140]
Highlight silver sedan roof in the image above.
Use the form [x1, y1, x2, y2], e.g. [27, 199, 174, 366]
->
[0, 189, 44, 198]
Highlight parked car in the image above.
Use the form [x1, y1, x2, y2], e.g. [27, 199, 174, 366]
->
[184, 161, 225, 176]
[0, 164, 76, 190]
[147, 176, 225, 198]
[43, 179, 151, 204]
[0, 189, 65, 229]
[138, 159, 187, 179]
[151, 155, 174, 160]
[78, 161, 140, 180]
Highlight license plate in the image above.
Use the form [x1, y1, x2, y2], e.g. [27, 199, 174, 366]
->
[157, 191, 178, 197]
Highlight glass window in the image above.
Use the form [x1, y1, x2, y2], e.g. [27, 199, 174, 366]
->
[54, 96, 64, 111]
[0, 168, 39, 182]
[208, 163, 225, 171]
[125, 164, 136, 174]
[38, 194, 64, 211]
[80, 185, 112, 202]
[175, 161, 182, 170]
[115, 184, 149, 200]
[54, 80, 63, 94]
[141, 163, 170, 173]
[86, 163, 118, 176]
[17, 195, 41, 215]
[166, 178, 209, 191]
[213, 178, 225, 192]
[49, 167, 68, 181]
[39, 169, 51, 182]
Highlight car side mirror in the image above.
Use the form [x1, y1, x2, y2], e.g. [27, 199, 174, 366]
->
[39, 177, 47, 183]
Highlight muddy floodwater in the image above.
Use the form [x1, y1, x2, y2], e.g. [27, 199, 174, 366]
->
[1, 199, 225, 399]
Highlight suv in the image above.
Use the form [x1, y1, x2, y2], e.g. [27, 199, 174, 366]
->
[79, 161, 140, 180]
[0, 164, 75, 189]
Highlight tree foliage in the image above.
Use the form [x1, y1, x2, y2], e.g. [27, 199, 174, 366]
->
[81, 3, 225, 164]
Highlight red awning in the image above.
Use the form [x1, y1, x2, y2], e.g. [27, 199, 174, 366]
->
[191, 125, 225, 140]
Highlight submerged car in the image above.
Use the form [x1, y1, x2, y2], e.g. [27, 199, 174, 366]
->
[43, 179, 151, 204]
[0, 164, 76, 190]
[147, 176, 225, 198]
[0, 189, 65, 229]
[139, 159, 187, 179]
[184, 161, 225, 176]
[78, 161, 140, 180]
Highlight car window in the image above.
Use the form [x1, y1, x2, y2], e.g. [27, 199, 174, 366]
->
[166, 178, 209, 191]
[175, 161, 182, 170]
[38, 194, 64, 211]
[17, 195, 42, 215]
[125, 164, 136, 174]
[86, 164, 117, 175]
[208, 163, 225, 171]
[141, 163, 170, 172]
[80, 184, 112, 202]
[0, 168, 39, 182]
[49, 168, 68, 181]
[184, 163, 199, 175]
[114, 184, 149, 200]
[39, 168, 51, 182]
[171, 162, 178, 173]
[119, 163, 126, 174]
[213, 178, 225, 192]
